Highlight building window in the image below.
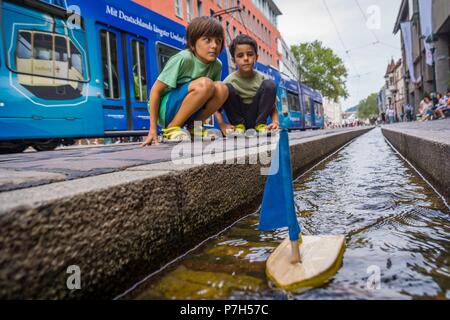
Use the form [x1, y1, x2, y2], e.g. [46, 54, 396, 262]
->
[237, 1, 241, 22]
[197, 0, 203, 17]
[226, 22, 231, 45]
[174, 0, 183, 18]
[257, 19, 260, 38]
[186, 0, 193, 21]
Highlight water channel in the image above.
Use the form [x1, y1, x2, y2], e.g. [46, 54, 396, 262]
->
[128, 128, 450, 300]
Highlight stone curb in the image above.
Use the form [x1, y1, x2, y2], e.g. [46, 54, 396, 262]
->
[382, 127, 450, 201]
[0, 127, 373, 299]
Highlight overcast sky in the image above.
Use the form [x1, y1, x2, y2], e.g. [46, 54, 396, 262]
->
[276, 0, 402, 109]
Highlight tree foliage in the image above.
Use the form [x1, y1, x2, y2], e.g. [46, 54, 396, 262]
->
[357, 93, 379, 119]
[291, 40, 349, 101]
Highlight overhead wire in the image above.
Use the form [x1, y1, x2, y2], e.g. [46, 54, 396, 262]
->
[321, 0, 361, 78]
[353, 0, 400, 51]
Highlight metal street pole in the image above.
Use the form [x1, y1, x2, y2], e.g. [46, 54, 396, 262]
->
[431, 47, 437, 94]
[427, 33, 438, 95]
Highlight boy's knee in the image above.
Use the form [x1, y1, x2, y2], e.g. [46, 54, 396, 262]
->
[195, 77, 215, 95]
[262, 79, 276, 92]
[214, 82, 229, 100]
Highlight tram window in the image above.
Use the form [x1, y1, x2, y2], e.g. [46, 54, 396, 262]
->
[70, 42, 83, 75]
[287, 92, 300, 112]
[304, 96, 312, 113]
[33, 33, 52, 60]
[131, 40, 148, 101]
[14, 30, 87, 83]
[157, 43, 180, 73]
[315, 103, 322, 116]
[17, 32, 32, 59]
[54, 36, 68, 62]
[100, 30, 120, 99]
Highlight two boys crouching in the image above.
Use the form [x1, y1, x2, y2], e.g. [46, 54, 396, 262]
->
[142, 17, 279, 146]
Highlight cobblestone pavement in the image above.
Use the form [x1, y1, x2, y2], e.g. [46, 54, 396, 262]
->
[382, 118, 450, 144]
[0, 127, 370, 191]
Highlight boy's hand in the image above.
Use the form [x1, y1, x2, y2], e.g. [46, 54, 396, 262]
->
[219, 123, 235, 136]
[267, 122, 279, 131]
[141, 131, 159, 147]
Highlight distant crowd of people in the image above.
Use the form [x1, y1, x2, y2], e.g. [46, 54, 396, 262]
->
[380, 88, 450, 124]
[75, 136, 144, 146]
[417, 89, 450, 122]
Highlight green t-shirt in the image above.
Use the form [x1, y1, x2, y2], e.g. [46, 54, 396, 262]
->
[224, 71, 266, 104]
[155, 50, 222, 126]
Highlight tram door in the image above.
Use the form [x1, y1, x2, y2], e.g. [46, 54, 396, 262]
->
[97, 25, 127, 131]
[287, 91, 302, 129]
[303, 95, 313, 128]
[126, 35, 150, 131]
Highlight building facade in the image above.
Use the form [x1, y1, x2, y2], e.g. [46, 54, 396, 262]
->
[377, 86, 386, 115]
[433, 0, 450, 95]
[384, 59, 396, 112]
[394, 0, 450, 112]
[133, 0, 283, 67]
[393, 59, 406, 119]
[323, 98, 343, 127]
[382, 58, 405, 120]
[277, 36, 298, 79]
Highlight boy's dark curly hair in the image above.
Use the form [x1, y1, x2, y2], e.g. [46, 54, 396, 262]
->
[229, 34, 258, 58]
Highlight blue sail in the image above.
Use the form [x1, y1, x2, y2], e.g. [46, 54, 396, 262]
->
[259, 129, 301, 240]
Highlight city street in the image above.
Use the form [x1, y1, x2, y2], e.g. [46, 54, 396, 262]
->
[0, 0, 449, 306]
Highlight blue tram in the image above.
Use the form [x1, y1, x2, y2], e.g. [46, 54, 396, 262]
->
[0, 0, 323, 153]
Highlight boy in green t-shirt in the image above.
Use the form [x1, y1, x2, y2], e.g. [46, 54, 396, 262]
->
[216, 35, 279, 136]
[141, 17, 228, 145]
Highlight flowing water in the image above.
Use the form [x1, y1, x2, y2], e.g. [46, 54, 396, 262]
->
[131, 128, 450, 300]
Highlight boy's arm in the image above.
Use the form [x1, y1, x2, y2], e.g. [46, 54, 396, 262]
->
[141, 80, 168, 147]
[215, 111, 235, 136]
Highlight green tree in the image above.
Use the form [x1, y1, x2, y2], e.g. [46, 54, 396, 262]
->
[357, 93, 379, 119]
[291, 40, 349, 101]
